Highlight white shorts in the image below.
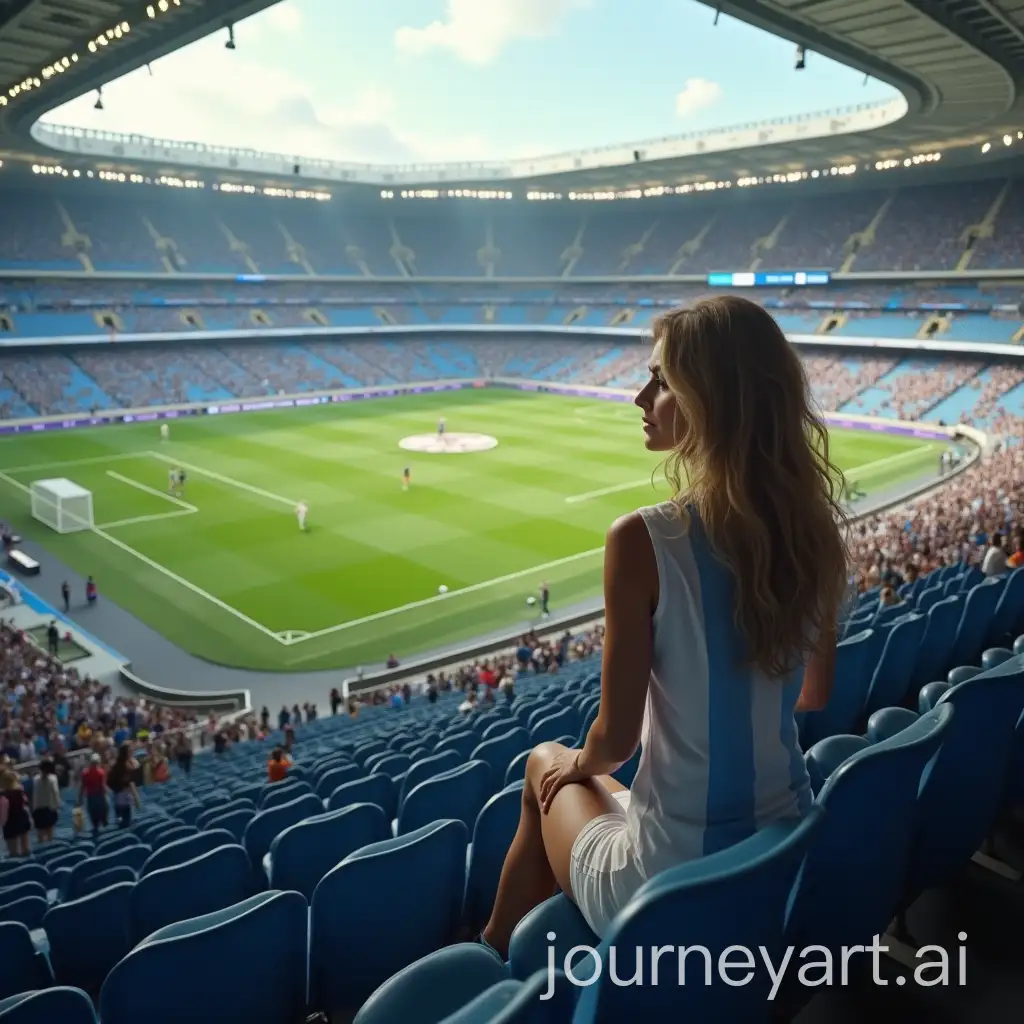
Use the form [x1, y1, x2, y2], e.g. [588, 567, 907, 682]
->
[569, 790, 647, 937]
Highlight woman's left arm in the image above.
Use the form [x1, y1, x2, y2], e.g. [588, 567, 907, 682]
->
[576, 512, 657, 777]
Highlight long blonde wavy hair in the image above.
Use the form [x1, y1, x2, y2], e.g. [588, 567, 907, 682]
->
[654, 295, 848, 677]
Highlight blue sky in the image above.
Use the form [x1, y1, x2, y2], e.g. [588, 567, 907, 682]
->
[44, 0, 899, 164]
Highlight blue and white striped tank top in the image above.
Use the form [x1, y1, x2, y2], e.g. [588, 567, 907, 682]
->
[626, 502, 813, 879]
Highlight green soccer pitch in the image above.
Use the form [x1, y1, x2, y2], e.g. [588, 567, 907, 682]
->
[0, 389, 943, 672]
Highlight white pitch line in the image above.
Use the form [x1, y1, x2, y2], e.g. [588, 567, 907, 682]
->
[844, 443, 942, 478]
[147, 450, 296, 508]
[90, 524, 285, 643]
[287, 544, 605, 648]
[97, 510, 197, 529]
[565, 478, 659, 504]
[106, 470, 198, 512]
[0, 464, 283, 645]
[0, 452, 149, 474]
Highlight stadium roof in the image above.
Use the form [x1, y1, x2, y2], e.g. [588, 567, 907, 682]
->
[1, 0, 1023, 191]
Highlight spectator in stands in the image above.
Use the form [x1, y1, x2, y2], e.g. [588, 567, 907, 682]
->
[0, 767, 32, 857]
[31, 758, 60, 842]
[329, 688, 342, 715]
[108, 742, 140, 829]
[982, 532, 1008, 576]
[266, 746, 291, 782]
[879, 585, 901, 607]
[85, 576, 97, 605]
[481, 297, 847, 953]
[1009, 533, 1024, 570]
[173, 732, 192, 775]
[277, 705, 290, 730]
[145, 743, 170, 785]
[79, 753, 108, 834]
[386, 653, 400, 669]
[458, 690, 477, 715]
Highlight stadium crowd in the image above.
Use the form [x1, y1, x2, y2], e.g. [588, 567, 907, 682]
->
[0, 619, 199, 778]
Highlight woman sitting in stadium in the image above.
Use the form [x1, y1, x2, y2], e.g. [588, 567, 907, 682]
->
[481, 296, 847, 953]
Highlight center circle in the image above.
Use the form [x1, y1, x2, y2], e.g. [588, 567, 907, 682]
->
[398, 432, 498, 454]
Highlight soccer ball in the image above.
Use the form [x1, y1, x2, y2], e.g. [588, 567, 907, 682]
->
[526, 596, 537, 606]
[438, 585, 448, 594]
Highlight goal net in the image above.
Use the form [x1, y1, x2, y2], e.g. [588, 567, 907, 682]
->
[30, 478, 94, 534]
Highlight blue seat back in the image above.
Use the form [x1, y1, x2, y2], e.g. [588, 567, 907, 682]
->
[911, 596, 962, 689]
[76, 866, 137, 901]
[64, 844, 151, 901]
[865, 613, 925, 715]
[100, 891, 308, 1024]
[467, 728, 530, 784]
[398, 750, 462, 812]
[203, 807, 254, 842]
[788, 704, 952, 953]
[949, 577, 1005, 668]
[140, 828, 236, 878]
[0, 986, 97, 1023]
[310, 819, 469, 1017]
[315, 763, 361, 800]
[572, 809, 825, 1020]
[0, 895, 47, 931]
[260, 779, 313, 811]
[43, 883, 133, 996]
[990, 567, 1024, 645]
[799, 630, 874, 746]
[326, 773, 395, 819]
[909, 657, 1024, 898]
[464, 783, 523, 933]
[269, 803, 390, 901]
[130, 844, 251, 945]
[398, 761, 492, 836]
[243, 793, 322, 886]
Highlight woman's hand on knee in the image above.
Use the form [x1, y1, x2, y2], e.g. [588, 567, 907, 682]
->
[538, 748, 586, 813]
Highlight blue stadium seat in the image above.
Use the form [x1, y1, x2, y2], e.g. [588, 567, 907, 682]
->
[43, 883, 133, 996]
[100, 891, 308, 1024]
[464, 782, 523, 934]
[989, 567, 1024, 646]
[74, 866, 137, 901]
[260, 779, 313, 810]
[373, 753, 412, 779]
[139, 827, 236, 877]
[798, 630, 874, 746]
[437, 970, 573, 1024]
[528, 707, 579, 745]
[310, 819, 469, 1017]
[196, 800, 254, 830]
[242, 793, 322, 887]
[202, 807, 254, 842]
[63, 844, 150, 901]
[890, 657, 1024, 904]
[95, 832, 141, 856]
[129, 844, 251, 944]
[0, 866, 46, 892]
[503, 750, 530, 788]
[949, 577, 1005, 667]
[0, 923, 53, 1001]
[0, 897, 46, 932]
[267, 802, 391, 899]
[326, 773, 396, 819]
[863, 612, 925, 715]
[352, 944, 506, 1024]
[468, 728, 530, 785]
[397, 750, 462, 811]
[315, 763, 362, 800]
[0, 986, 97, 1024]
[0, 882, 45, 910]
[909, 596, 961, 690]
[785, 705, 952, 972]
[435, 732, 479, 760]
[511, 808, 825, 1020]
[397, 761, 492, 836]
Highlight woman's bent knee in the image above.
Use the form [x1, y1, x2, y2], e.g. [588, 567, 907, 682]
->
[525, 741, 569, 780]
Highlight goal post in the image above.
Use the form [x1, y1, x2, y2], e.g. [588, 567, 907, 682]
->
[30, 478, 95, 534]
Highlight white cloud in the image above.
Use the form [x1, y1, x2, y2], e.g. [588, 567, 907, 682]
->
[395, 0, 588, 64]
[43, 34, 489, 165]
[263, 2, 303, 35]
[675, 77, 723, 117]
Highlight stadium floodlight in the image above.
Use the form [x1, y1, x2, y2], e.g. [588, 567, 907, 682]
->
[93, 88, 103, 111]
[31, 479, 94, 534]
[225, 23, 236, 50]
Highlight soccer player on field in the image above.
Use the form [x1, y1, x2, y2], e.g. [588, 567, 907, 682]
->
[402, 467, 411, 491]
[437, 416, 446, 439]
[296, 501, 308, 531]
[168, 468, 177, 494]
[160, 423, 169, 441]
[176, 469, 187, 497]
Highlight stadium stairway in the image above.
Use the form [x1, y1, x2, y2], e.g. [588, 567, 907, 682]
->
[0, 568, 1023, 1021]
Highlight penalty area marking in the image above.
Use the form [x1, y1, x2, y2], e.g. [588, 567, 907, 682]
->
[565, 478, 661, 504]
[96, 470, 199, 529]
[399, 433, 498, 454]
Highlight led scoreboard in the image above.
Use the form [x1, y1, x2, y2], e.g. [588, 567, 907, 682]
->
[706, 271, 831, 287]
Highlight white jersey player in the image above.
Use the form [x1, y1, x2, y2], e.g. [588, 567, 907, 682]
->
[168, 468, 177, 493]
[296, 501, 308, 531]
[160, 423, 169, 441]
